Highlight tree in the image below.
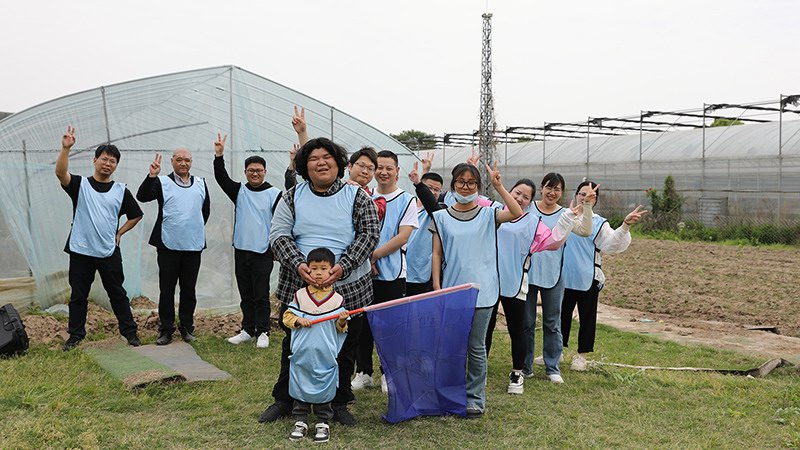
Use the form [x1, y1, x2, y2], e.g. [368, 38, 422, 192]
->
[390, 130, 437, 151]
[643, 175, 684, 231]
[710, 118, 743, 127]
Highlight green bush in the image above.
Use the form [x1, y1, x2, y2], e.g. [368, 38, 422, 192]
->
[642, 175, 684, 232]
[637, 220, 800, 246]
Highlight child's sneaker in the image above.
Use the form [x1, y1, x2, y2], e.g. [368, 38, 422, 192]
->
[507, 371, 524, 394]
[313, 423, 330, 443]
[351, 372, 373, 390]
[289, 421, 308, 441]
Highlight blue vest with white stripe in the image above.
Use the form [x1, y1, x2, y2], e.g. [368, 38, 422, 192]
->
[527, 203, 565, 289]
[406, 207, 433, 284]
[498, 212, 541, 298]
[433, 206, 499, 308]
[562, 215, 607, 291]
[233, 184, 281, 253]
[293, 182, 370, 283]
[160, 175, 206, 251]
[373, 190, 415, 281]
[69, 178, 124, 258]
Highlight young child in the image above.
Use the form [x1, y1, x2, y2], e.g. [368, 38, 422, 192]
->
[283, 247, 349, 443]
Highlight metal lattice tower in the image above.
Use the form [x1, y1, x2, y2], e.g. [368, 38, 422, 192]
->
[478, 12, 497, 196]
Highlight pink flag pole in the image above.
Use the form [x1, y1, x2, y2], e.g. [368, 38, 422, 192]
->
[308, 283, 479, 325]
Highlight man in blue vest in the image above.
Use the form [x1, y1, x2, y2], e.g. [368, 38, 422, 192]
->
[259, 137, 380, 426]
[55, 126, 143, 351]
[212, 133, 282, 349]
[137, 148, 210, 345]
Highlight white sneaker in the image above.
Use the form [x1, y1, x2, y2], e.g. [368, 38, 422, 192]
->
[313, 423, 330, 443]
[548, 374, 565, 384]
[256, 332, 269, 349]
[227, 330, 252, 345]
[289, 421, 308, 441]
[533, 356, 545, 366]
[381, 374, 388, 393]
[571, 354, 587, 371]
[507, 371, 524, 394]
[351, 372, 373, 390]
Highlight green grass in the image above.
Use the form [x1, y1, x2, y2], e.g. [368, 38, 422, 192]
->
[3, 322, 800, 449]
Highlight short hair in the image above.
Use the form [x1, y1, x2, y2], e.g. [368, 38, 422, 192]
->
[376, 150, 399, 167]
[575, 180, 601, 203]
[421, 172, 444, 184]
[307, 247, 335, 266]
[450, 163, 482, 191]
[511, 178, 536, 198]
[349, 146, 378, 168]
[95, 144, 121, 162]
[294, 138, 349, 181]
[541, 172, 565, 191]
[244, 155, 266, 170]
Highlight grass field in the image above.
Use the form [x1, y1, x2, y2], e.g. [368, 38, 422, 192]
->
[4, 321, 800, 449]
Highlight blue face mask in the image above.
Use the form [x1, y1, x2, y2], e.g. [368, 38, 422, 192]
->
[454, 192, 478, 204]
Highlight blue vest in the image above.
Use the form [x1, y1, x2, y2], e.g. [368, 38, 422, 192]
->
[562, 215, 607, 291]
[497, 212, 541, 298]
[69, 178, 125, 258]
[160, 175, 206, 251]
[406, 207, 433, 284]
[442, 191, 503, 209]
[288, 288, 347, 404]
[433, 207, 499, 308]
[527, 203, 565, 289]
[373, 190, 415, 281]
[293, 182, 370, 283]
[233, 184, 281, 253]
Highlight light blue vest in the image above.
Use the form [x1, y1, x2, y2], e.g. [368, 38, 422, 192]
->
[498, 212, 541, 298]
[562, 215, 607, 291]
[527, 203, 565, 289]
[433, 206, 499, 308]
[406, 207, 433, 284]
[442, 191, 503, 209]
[373, 190, 415, 281]
[293, 182, 370, 283]
[69, 179, 125, 258]
[160, 175, 206, 251]
[233, 184, 281, 253]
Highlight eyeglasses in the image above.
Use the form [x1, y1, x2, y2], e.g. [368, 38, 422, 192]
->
[353, 161, 375, 173]
[577, 192, 589, 198]
[454, 180, 478, 189]
[246, 169, 265, 174]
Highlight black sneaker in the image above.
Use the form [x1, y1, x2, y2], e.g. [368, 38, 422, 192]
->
[466, 407, 484, 419]
[332, 405, 357, 426]
[258, 401, 292, 423]
[179, 328, 196, 343]
[155, 333, 172, 346]
[62, 337, 82, 352]
[126, 334, 141, 347]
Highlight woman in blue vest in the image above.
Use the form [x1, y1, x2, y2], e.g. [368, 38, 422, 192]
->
[561, 181, 647, 371]
[431, 162, 522, 419]
[522, 173, 594, 384]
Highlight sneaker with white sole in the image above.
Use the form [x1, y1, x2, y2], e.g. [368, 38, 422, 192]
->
[533, 356, 545, 366]
[256, 332, 269, 349]
[381, 374, 388, 393]
[313, 423, 330, 443]
[289, 421, 308, 441]
[351, 372, 373, 390]
[548, 374, 565, 384]
[507, 371, 524, 394]
[571, 354, 588, 371]
[227, 330, 252, 345]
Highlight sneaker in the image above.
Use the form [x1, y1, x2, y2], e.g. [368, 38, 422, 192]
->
[548, 374, 565, 384]
[522, 370, 535, 379]
[289, 421, 308, 441]
[533, 356, 545, 366]
[507, 371, 524, 394]
[62, 337, 82, 351]
[155, 333, 172, 346]
[351, 372, 373, 390]
[179, 327, 196, 343]
[380, 374, 388, 393]
[258, 400, 292, 423]
[228, 330, 253, 345]
[466, 406, 483, 419]
[126, 334, 141, 347]
[313, 423, 330, 443]
[332, 405, 357, 426]
[256, 332, 269, 349]
[571, 354, 588, 372]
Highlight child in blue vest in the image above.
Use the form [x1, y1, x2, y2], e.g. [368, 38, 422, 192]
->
[283, 247, 349, 443]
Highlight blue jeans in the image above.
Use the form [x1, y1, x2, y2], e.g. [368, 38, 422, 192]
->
[523, 277, 565, 376]
[466, 307, 493, 412]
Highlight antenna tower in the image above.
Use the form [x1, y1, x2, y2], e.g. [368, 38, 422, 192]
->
[478, 12, 497, 196]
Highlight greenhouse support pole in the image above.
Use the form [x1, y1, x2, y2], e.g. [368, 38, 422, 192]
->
[23, 139, 32, 277]
[639, 111, 643, 196]
[504, 131, 508, 174]
[701, 104, 707, 199]
[586, 117, 590, 179]
[101, 86, 111, 144]
[542, 122, 547, 168]
[229, 67, 236, 301]
[778, 94, 784, 220]
[330, 107, 335, 140]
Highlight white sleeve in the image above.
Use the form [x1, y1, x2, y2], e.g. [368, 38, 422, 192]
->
[399, 197, 419, 229]
[595, 221, 632, 254]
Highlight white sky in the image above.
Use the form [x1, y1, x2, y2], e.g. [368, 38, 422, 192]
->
[2, 0, 799, 136]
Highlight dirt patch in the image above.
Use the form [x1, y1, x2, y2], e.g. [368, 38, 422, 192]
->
[130, 296, 157, 309]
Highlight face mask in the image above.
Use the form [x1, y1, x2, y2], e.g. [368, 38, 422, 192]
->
[454, 192, 478, 204]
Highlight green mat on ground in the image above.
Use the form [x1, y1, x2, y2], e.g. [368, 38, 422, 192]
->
[83, 340, 184, 388]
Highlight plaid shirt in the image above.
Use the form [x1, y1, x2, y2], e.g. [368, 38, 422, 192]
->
[272, 178, 380, 310]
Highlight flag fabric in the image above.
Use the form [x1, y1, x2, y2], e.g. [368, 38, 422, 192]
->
[367, 285, 478, 423]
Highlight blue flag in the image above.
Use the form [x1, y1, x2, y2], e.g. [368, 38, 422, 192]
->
[368, 286, 478, 423]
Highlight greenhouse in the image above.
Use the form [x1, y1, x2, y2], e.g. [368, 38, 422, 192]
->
[0, 65, 418, 311]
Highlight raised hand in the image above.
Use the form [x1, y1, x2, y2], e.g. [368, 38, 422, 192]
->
[624, 205, 649, 225]
[149, 153, 162, 178]
[583, 182, 601, 205]
[569, 198, 584, 216]
[61, 126, 76, 150]
[408, 161, 421, 184]
[288, 143, 299, 170]
[486, 161, 502, 189]
[291, 106, 307, 135]
[467, 149, 480, 167]
[421, 150, 435, 173]
[214, 133, 227, 157]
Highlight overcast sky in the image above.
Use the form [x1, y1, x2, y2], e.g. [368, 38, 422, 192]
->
[3, 0, 798, 136]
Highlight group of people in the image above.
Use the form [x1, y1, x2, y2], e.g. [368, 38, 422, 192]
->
[56, 106, 646, 443]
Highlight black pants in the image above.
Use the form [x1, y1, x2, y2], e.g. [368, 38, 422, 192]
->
[234, 249, 274, 336]
[486, 295, 528, 369]
[272, 303, 365, 407]
[356, 278, 405, 376]
[561, 281, 600, 353]
[67, 248, 138, 340]
[293, 401, 333, 424]
[156, 249, 201, 334]
[405, 279, 433, 297]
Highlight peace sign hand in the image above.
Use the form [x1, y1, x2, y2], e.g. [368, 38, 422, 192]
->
[289, 143, 299, 170]
[61, 126, 76, 150]
[409, 161, 421, 184]
[214, 133, 227, 157]
[149, 153, 162, 178]
[291, 106, 307, 135]
[569, 198, 584, 216]
[583, 182, 601, 204]
[486, 161, 502, 189]
[467, 149, 480, 167]
[421, 150, 435, 173]
[624, 205, 648, 226]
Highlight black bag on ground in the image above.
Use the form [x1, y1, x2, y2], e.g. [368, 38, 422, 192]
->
[0, 303, 29, 357]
